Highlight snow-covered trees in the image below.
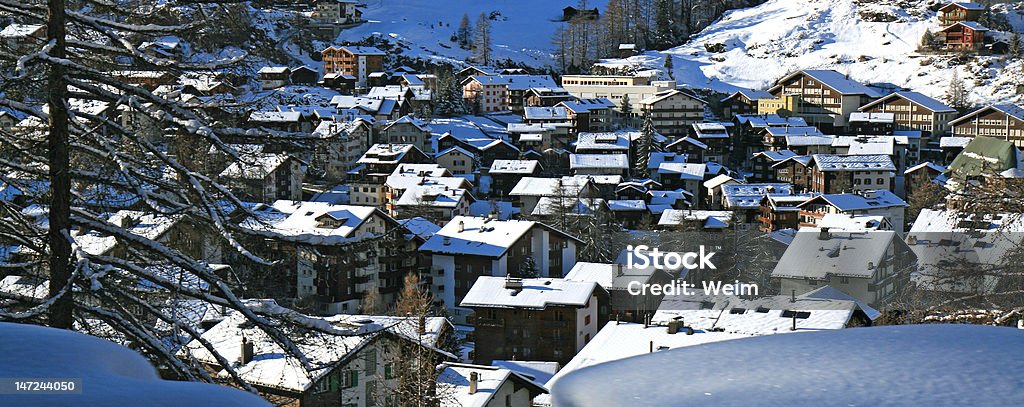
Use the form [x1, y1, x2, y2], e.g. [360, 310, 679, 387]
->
[636, 114, 655, 178]
[472, 12, 492, 66]
[434, 72, 467, 117]
[0, 0, 376, 391]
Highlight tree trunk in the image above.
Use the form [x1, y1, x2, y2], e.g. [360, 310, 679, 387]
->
[47, 0, 73, 329]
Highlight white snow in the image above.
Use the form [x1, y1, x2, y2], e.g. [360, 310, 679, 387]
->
[0, 322, 269, 406]
[459, 276, 598, 309]
[549, 324, 1024, 407]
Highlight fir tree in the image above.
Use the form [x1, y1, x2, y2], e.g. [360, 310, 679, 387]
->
[663, 55, 675, 79]
[620, 93, 632, 127]
[944, 71, 970, 111]
[637, 114, 655, 177]
[457, 13, 473, 50]
[472, 13, 492, 66]
[920, 29, 935, 51]
[1009, 31, 1021, 59]
[653, 0, 675, 49]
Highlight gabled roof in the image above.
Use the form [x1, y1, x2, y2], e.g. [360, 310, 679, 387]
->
[797, 190, 907, 211]
[322, 45, 385, 55]
[949, 104, 1024, 126]
[437, 363, 547, 407]
[569, 153, 628, 170]
[770, 70, 880, 97]
[722, 89, 774, 102]
[810, 154, 895, 172]
[509, 177, 594, 197]
[904, 161, 946, 175]
[419, 216, 580, 257]
[460, 277, 601, 309]
[489, 160, 539, 174]
[858, 91, 955, 113]
[772, 228, 905, 279]
[524, 106, 569, 120]
[752, 149, 798, 162]
[940, 21, 990, 32]
[940, 2, 985, 12]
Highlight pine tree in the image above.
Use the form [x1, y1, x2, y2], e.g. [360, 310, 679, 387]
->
[620, 94, 633, 127]
[663, 55, 675, 79]
[472, 13, 492, 66]
[945, 71, 970, 111]
[637, 114, 655, 177]
[457, 13, 473, 50]
[1009, 31, 1021, 59]
[653, 0, 675, 49]
[920, 29, 935, 51]
[434, 72, 467, 117]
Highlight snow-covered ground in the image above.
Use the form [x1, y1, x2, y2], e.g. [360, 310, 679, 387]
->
[599, 0, 1024, 105]
[334, 0, 607, 66]
[550, 324, 1024, 407]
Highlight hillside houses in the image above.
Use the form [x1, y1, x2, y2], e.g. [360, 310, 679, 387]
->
[857, 91, 957, 137]
[948, 104, 1024, 147]
[764, 69, 880, 132]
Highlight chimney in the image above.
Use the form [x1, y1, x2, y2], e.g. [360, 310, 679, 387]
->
[818, 227, 831, 241]
[458, 221, 465, 233]
[418, 315, 426, 336]
[469, 372, 479, 394]
[667, 320, 679, 334]
[241, 336, 254, 365]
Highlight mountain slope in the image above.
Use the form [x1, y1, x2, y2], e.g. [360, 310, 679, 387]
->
[600, 0, 1024, 105]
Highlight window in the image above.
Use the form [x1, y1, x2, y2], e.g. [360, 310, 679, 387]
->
[839, 276, 850, 284]
[341, 370, 359, 388]
[364, 349, 377, 375]
[384, 362, 396, 379]
[877, 178, 885, 185]
[584, 314, 591, 325]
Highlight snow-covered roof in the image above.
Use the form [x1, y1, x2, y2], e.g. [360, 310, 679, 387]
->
[524, 106, 569, 120]
[833, 136, 897, 155]
[691, 122, 729, 138]
[904, 161, 946, 174]
[751, 149, 798, 162]
[460, 277, 600, 309]
[257, 66, 289, 75]
[575, 131, 632, 152]
[357, 144, 418, 165]
[395, 184, 469, 209]
[509, 177, 593, 197]
[721, 183, 793, 209]
[944, 20, 989, 32]
[549, 325, 1024, 407]
[74, 211, 182, 256]
[735, 114, 807, 128]
[859, 91, 955, 113]
[798, 190, 907, 211]
[648, 152, 688, 170]
[942, 2, 986, 11]
[490, 361, 559, 385]
[775, 70, 880, 97]
[391, 163, 450, 178]
[219, 153, 292, 180]
[437, 145, 476, 159]
[939, 136, 972, 148]
[658, 210, 733, 229]
[323, 45, 385, 55]
[182, 301, 449, 393]
[558, 98, 616, 113]
[703, 174, 738, 189]
[248, 110, 302, 123]
[489, 159, 539, 174]
[665, 136, 708, 150]
[848, 112, 894, 123]
[437, 363, 547, 407]
[764, 126, 824, 137]
[811, 154, 895, 171]
[818, 213, 886, 231]
[468, 74, 558, 90]
[607, 199, 646, 211]
[271, 202, 382, 243]
[723, 88, 774, 102]
[420, 216, 575, 257]
[0, 24, 44, 38]
[569, 154, 628, 170]
[366, 85, 412, 100]
[772, 228, 903, 279]
[656, 162, 705, 179]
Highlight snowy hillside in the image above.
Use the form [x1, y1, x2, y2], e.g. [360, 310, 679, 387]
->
[599, 0, 1024, 105]
[332, 0, 608, 66]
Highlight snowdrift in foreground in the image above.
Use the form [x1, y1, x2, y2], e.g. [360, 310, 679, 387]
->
[0, 322, 269, 407]
[551, 324, 1024, 407]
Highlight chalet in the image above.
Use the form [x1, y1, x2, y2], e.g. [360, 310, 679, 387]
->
[758, 193, 818, 232]
[796, 190, 908, 232]
[73, 210, 206, 260]
[381, 115, 432, 153]
[606, 200, 650, 228]
[456, 66, 499, 83]
[525, 88, 575, 107]
[760, 126, 825, 151]
[350, 144, 430, 207]
[721, 183, 794, 224]
[247, 111, 305, 132]
[948, 104, 1024, 147]
[321, 46, 385, 88]
[806, 154, 897, 194]
[903, 162, 946, 197]
[508, 177, 599, 216]
[690, 122, 731, 163]
[721, 89, 774, 118]
[436, 146, 477, 176]
[320, 72, 357, 93]
[332, 95, 404, 121]
[436, 363, 548, 407]
[937, 21, 989, 52]
[750, 150, 798, 182]
[562, 6, 600, 21]
[664, 136, 708, 162]
[394, 183, 473, 223]
[857, 91, 957, 137]
[654, 163, 705, 205]
[488, 160, 541, 197]
[462, 276, 608, 365]
[218, 154, 303, 202]
[557, 99, 617, 133]
[421, 217, 583, 321]
[463, 75, 559, 113]
[938, 2, 985, 26]
[569, 154, 628, 176]
[847, 112, 895, 135]
[733, 114, 809, 157]
[257, 66, 290, 90]
[523, 106, 570, 125]
[637, 89, 707, 136]
[312, 119, 373, 180]
[772, 228, 915, 307]
[181, 305, 453, 407]
[648, 152, 689, 176]
[0, 24, 45, 52]
[764, 70, 880, 132]
[770, 155, 813, 191]
[565, 262, 674, 323]
[288, 65, 318, 85]
[384, 164, 467, 213]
